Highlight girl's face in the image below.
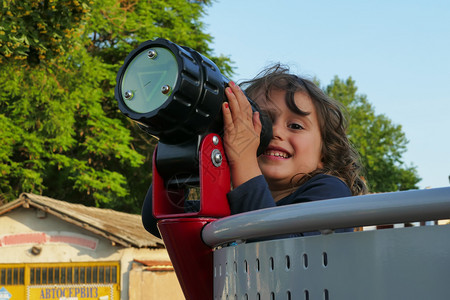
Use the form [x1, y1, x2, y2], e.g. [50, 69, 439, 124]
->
[257, 89, 323, 192]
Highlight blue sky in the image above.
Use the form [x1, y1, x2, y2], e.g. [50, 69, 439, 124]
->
[202, 0, 450, 189]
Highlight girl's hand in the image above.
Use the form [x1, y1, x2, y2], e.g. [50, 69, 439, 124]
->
[222, 81, 262, 188]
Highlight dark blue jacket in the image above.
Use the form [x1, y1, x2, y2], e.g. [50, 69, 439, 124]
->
[226, 174, 353, 237]
[228, 174, 351, 214]
[142, 174, 352, 238]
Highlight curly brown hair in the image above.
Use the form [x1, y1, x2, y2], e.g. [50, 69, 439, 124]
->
[241, 64, 368, 196]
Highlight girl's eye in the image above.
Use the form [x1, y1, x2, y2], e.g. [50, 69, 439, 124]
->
[288, 123, 304, 130]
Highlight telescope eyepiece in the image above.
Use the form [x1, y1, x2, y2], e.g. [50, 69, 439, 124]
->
[115, 38, 272, 154]
[115, 38, 226, 144]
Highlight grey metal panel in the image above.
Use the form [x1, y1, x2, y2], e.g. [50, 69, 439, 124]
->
[213, 225, 450, 300]
[203, 187, 450, 247]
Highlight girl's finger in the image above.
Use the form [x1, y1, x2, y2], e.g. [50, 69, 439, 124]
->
[225, 86, 241, 119]
[253, 111, 262, 135]
[229, 81, 254, 123]
[229, 81, 251, 113]
[222, 101, 234, 131]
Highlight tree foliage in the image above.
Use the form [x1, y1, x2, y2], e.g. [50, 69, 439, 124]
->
[325, 77, 421, 192]
[0, 0, 91, 65]
[0, 0, 233, 211]
[0, 0, 420, 212]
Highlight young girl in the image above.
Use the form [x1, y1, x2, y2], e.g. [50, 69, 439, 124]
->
[222, 64, 367, 215]
[142, 64, 367, 237]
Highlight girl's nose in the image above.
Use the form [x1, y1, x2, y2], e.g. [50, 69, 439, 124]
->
[272, 122, 284, 140]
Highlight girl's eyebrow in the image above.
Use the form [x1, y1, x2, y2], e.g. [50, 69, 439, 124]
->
[292, 107, 311, 116]
[287, 105, 314, 126]
[260, 103, 311, 118]
[287, 102, 311, 117]
[264, 107, 313, 127]
[285, 91, 310, 116]
[293, 111, 313, 127]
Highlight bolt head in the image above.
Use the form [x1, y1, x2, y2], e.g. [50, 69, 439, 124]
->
[124, 90, 133, 100]
[214, 152, 222, 163]
[161, 85, 171, 94]
[147, 49, 157, 59]
[211, 149, 223, 167]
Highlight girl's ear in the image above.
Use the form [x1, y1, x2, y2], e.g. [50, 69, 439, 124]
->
[318, 160, 324, 169]
[318, 143, 325, 169]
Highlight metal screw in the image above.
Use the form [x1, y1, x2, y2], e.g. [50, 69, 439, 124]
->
[161, 85, 171, 95]
[212, 135, 219, 145]
[211, 149, 222, 167]
[147, 49, 157, 59]
[124, 90, 134, 100]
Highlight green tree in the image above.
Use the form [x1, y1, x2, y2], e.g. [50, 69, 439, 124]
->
[325, 76, 421, 192]
[83, 0, 233, 212]
[0, 0, 233, 212]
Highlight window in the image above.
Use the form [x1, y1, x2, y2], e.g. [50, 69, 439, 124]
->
[29, 264, 118, 285]
[0, 267, 25, 285]
[86, 267, 92, 283]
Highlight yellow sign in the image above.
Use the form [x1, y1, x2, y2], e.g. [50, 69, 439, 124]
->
[28, 284, 113, 300]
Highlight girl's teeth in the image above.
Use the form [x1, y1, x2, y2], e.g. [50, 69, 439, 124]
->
[266, 151, 289, 158]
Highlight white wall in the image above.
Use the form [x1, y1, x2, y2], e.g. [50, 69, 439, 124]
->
[0, 207, 174, 299]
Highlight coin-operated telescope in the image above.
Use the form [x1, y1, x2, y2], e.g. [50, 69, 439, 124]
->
[115, 38, 272, 300]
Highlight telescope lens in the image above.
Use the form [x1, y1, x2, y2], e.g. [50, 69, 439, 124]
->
[120, 47, 179, 114]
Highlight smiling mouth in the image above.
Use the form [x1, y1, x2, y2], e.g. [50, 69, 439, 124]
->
[263, 150, 291, 158]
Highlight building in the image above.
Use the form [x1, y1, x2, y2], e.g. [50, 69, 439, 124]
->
[0, 193, 184, 300]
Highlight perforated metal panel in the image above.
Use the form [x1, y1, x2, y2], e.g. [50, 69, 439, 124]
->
[213, 224, 450, 300]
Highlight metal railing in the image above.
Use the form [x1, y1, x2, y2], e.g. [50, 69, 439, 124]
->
[202, 187, 450, 247]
